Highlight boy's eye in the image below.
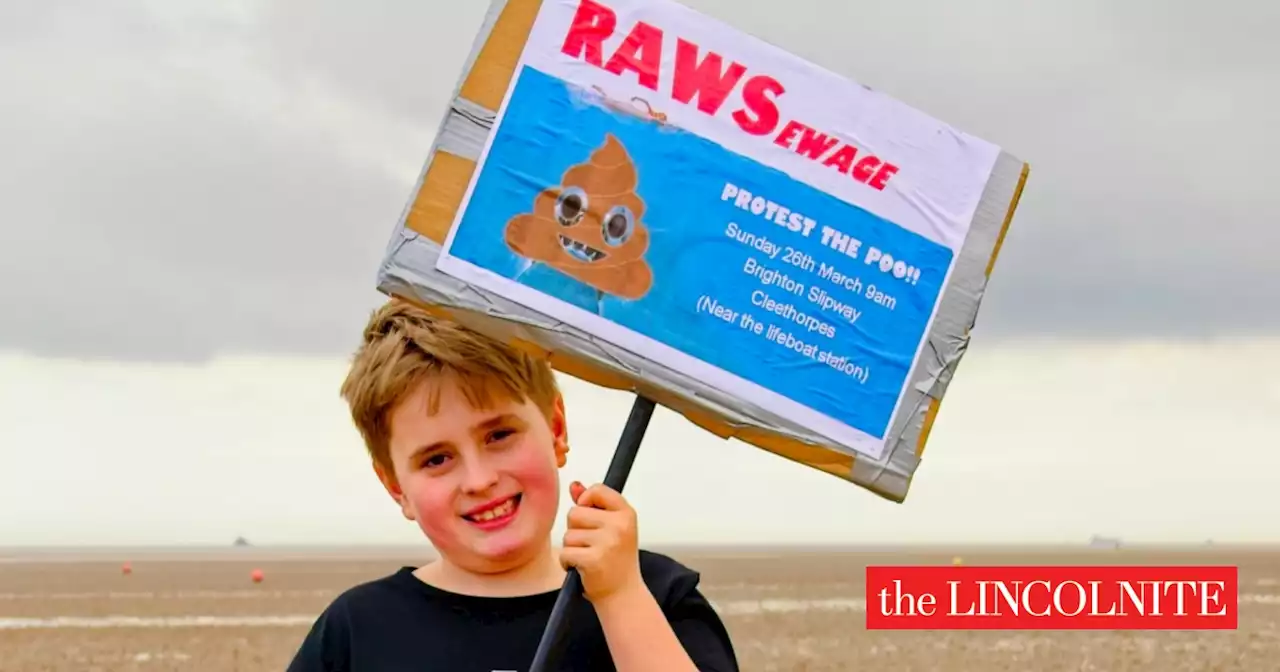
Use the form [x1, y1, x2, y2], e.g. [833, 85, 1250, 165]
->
[487, 428, 517, 444]
[421, 453, 450, 469]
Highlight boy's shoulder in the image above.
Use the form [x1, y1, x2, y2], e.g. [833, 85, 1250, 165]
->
[323, 564, 419, 608]
[284, 568, 419, 672]
[636, 549, 739, 671]
[637, 548, 706, 605]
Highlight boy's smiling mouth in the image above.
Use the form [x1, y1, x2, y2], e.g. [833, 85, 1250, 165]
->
[462, 494, 522, 528]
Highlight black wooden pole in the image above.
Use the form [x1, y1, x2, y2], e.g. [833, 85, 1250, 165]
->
[528, 394, 656, 671]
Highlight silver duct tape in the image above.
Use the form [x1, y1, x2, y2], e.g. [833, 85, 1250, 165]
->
[853, 151, 1027, 498]
[436, 98, 495, 159]
[374, 0, 1027, 502]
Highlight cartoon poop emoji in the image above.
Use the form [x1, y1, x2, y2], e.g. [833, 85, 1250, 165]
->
[504, 133, 653, 300]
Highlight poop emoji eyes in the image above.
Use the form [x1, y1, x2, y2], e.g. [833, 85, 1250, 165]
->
[602, 206, 634, 247]
[556, 187, 588, 227]
[553, 186, 635, 247]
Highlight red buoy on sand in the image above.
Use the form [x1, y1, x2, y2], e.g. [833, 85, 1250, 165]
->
[251, 568, 265, 583]
[121, 562, 132, 576]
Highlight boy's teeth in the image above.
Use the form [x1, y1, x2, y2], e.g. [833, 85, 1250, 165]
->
[472, 498, 516, 522]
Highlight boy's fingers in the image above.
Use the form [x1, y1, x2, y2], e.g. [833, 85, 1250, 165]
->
[562, 529, 594, 548]
[559, 545, 601, 571]
[576, 483, 628, 511]
[566, 504, 611, 529]
[569, 480, 586, 503]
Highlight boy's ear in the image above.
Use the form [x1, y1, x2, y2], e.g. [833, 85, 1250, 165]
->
[373, 460, 415, 521]
[550, 394, 570, 468]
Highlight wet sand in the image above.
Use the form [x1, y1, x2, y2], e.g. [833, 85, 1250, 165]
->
[2, 545, 1276, 671]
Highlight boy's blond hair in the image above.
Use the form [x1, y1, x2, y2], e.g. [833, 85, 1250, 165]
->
[340, 300, 561, 471]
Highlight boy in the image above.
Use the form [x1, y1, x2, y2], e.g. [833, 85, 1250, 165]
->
[287, 300, 738, 671]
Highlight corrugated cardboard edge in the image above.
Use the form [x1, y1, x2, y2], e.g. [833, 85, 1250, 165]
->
[375, 0, 1030, 503]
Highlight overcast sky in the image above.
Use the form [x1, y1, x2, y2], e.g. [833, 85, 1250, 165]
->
[2, 0, 1277, 362]
[1, 0, 1277, 547]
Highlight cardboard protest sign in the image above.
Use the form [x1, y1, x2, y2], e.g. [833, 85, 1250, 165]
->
[377, 0, 1029, 504]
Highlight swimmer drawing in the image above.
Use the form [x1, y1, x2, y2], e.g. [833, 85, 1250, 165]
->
[587, 85, 676, 130]
[504, 133, 654, 309]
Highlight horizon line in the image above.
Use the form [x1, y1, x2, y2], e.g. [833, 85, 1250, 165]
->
[4, 540, 1277, 553]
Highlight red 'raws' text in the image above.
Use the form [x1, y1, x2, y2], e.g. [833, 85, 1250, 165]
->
[559, 0, 900, 191]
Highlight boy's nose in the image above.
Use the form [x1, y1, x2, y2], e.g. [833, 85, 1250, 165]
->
[459, 458, 500, 493]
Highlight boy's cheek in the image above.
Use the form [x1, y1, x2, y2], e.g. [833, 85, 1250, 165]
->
[509, 447, 561, 500]
[416, 510, 462, 547]
[401, 482, 454, 526]
[405, 487, 470, 549]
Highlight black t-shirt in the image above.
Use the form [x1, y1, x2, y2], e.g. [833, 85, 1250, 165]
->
[286, 550, 738, 671]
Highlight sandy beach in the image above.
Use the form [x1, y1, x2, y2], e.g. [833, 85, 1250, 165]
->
[1, 545, 1276, 671]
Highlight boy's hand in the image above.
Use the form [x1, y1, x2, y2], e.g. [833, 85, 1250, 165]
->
[560, 480, 645, 605]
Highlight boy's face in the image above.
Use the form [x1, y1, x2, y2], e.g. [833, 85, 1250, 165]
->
[379, 374, 566, 574]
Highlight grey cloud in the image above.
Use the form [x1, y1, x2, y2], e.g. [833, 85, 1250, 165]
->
[1, 0, 1276, 361]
